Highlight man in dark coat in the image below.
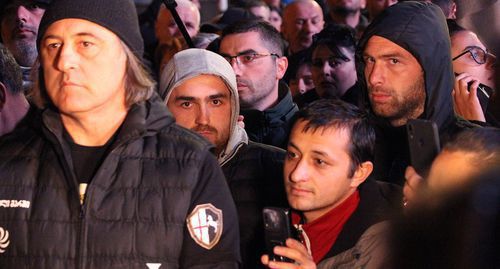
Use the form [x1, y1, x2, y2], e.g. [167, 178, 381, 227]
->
[357, 1, 472, 185]
[0, 0, 240, 268]
[160, 48, 288, 269]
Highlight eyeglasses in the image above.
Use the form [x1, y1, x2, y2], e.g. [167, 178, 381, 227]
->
[222, 52, 279, 66]
[452, 46, 490, 65]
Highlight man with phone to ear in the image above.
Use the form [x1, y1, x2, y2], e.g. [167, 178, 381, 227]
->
[261, 99, 401, 268]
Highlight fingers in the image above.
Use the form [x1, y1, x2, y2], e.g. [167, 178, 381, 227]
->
[403, 166, 424, 206]
[452, 73, 485, 121]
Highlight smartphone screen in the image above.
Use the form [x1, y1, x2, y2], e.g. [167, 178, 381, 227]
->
[263, 207, 294, 263]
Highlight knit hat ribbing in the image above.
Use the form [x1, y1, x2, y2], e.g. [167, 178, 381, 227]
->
[37, 0, 143, 58]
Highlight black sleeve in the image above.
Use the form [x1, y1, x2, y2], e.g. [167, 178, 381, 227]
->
[180, 150, 241, 268]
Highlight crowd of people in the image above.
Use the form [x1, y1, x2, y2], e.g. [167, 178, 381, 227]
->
[0, 0, 498, 268]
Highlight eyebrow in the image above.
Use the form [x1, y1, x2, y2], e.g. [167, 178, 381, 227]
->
[219, 49, 258, 57]
[288, 141, 329, 157]
[43, 32, 100, 41]
[174, 93, 228, 101]
[463, 45, 485, 51]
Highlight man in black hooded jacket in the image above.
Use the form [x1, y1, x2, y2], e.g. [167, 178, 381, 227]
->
[357, 1, 472, 185]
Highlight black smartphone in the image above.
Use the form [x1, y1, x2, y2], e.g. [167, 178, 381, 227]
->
[263, 207, 294, 263]
[475, 83, 494, 114]
[407, 119, 441, 176]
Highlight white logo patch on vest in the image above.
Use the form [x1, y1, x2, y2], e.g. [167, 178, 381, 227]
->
[187, 203, 223, 250]
[0, 227, 10, 253]
[146, 263, 161, 269]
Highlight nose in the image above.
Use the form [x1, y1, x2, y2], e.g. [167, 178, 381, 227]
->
[303, 20, 313, 33]
[229, 58, 243, 76]
[287, 158, 308, 183]
[55, 44, 78, 72]
[195, 104, 210, 125]
[298, 78, 307, 94]
[16, 5, 30, 22]
[366, 61, 384, 87]
[321, 61, 332, 77]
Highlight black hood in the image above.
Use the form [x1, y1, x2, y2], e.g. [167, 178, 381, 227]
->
[357, 1, 455, 132]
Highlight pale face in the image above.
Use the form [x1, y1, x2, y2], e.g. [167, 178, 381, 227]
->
[249, 6, 271, 22]
[155, 4, 200, 45]
[427, 150, 478, 192]
[311, 44, 356, 98]
[289, 63, 314, 96]
[282, 1, 324, 54]
[366, 0, 397, 19]
[284, 120, 362, 223]
[0, 0, 46, 66]
[451, 30, 496, 89]
[269, 9, 282, 32]
[40, 19, 128, 119]
[363, 35, 426, 127]
[167, 75, 231, 155]
[219, 31, 287, 111]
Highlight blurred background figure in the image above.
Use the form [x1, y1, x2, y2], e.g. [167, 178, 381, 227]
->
[431, 0, 457, 18]
[447, 19, 498, 126]
[392, 167, 500, 269]
[281, 0, 324, 55]
[404, 128, 500, 206]
[0, 0, 51, 91]
[0, 43, 28, 136]
[325, 0, 368, 38]
[245, 0, 270, 22]
[287, 50, 315, 100]
[268, 5, 282, 32]
[365, 0, 397, 21]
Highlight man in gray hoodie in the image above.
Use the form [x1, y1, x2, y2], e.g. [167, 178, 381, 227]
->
[160, 48, 288, 269]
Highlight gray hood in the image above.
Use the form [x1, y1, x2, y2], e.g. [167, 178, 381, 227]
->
[159, 48, 248, 165]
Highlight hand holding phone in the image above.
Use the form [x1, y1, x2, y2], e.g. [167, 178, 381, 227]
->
[263, 207, 294, 263]
[453, 73, 493, 122]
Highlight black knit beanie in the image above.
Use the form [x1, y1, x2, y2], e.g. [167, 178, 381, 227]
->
[37, 0, 143, 58]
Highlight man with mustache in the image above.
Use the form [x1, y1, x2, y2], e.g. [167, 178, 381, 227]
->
[0, 0, 51, 91]
[218, 20, 298, 149]
[160, 48, 288, 269]
[358, 1, 473, 185]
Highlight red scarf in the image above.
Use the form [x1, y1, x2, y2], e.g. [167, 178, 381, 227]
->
[292, 191, 360, 263]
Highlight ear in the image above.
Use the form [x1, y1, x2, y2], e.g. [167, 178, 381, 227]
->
[0, 82, 6, 111]
[450, 2, 457, 19]
[276, 56, 288, 80]
[350, 161, 373, 188]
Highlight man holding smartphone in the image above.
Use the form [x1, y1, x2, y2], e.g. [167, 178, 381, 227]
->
[261, 99, 401, 268]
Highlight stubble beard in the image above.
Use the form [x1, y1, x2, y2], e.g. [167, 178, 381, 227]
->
[10, 39, 38, 67]
[369, 76, 426, 127]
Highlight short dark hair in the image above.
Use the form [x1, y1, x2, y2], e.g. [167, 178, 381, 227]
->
[221, 20, 285, 56]
[291, 99, 375, 177]
[310, 23, 356, 61]
[0, 43, 22, 94]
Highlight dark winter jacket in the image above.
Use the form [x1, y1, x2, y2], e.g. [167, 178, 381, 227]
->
[240, 83, 298, 149]
[357, 1, 474, 185]
[0, 96, 240, 269]
[222, 141, 288, 269]
[316, 180, 401, 268]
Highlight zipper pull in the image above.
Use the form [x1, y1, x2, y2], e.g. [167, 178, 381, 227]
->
[79, 183, 88, 205]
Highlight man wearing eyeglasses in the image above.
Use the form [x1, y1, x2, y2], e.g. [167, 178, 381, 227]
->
[218, 20, 298, 149]
[358, 1, 474, 186]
